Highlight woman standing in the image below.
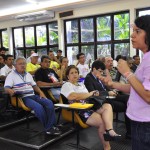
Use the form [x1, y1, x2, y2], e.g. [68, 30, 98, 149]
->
[101, 15, 150, 150]
[61, 65, 121, 150]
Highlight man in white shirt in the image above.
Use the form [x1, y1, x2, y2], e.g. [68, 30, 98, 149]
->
[0, 54, 15, 80]
[76, 53, 90, 78]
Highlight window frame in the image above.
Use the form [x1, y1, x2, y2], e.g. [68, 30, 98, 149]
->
[64, 10, 130, 60]
[12, 21, 58, 58]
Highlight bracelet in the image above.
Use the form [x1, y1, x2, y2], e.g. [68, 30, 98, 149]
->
[126, 73, 134, 81]
[123, 71, 132, 78]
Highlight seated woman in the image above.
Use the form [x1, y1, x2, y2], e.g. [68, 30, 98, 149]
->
[61, 65, 121, 150]
[56, 57, 68, 81]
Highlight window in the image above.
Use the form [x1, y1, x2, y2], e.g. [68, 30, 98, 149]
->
[48, 22, 58, 45]
[0, 29, 8, 49]
[64, 11, 130, 63]
[12, 21, 58, 58]
[66, 20, 78, 43]
[25, 27, 35, 47]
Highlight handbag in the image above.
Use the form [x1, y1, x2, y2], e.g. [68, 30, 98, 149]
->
[85, 96, 104, 111]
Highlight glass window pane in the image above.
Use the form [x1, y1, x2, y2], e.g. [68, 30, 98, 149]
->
[139, 9, 150, 16]
[80, 18, 94, 42]
[66, 20, 78, 43]
[15, 49, 24, 57]
[67, 46, 79, 65]
[114, 13, 130, 40]
[49, 22, 58, 45]
[14, 28, 23, 47]
[49, 47, 58, 56]
[97, 44, 111, 57]
[97, 16, 111, 41]
[37, 48, 47, 57]
[26, 49, 35, 58]
[81, 45, 94, 62]
[36, 25, 47, 46]
[2, 30, 8, 48]
[25, 27, 35, 47]
[114, 43, 130, 58]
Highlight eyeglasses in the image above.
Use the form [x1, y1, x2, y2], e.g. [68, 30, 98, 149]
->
[97, 69, 106, 76]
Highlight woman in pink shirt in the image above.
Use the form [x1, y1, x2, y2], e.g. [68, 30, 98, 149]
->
[100, 15, 150, 150]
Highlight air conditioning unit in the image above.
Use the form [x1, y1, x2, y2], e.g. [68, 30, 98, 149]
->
[15, 10, 55, 21]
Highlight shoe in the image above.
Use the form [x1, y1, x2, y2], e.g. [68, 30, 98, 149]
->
[46, 126, 61, 135]
[103, 129, 121, 141]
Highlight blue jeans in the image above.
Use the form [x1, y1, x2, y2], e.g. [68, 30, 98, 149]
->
[50, 88, 61, 100]
[23, 95, 56, 131]
[131, 120, 150, 150]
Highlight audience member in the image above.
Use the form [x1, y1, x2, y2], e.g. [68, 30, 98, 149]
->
[0, 54, 14, 80]
[0, 47, 7, 55]
[61, 65, 121, 150]
[104, 56, 117, 81]
[48, 50, 60, 70]
[56, 57, 68, 81]
[56, 50, 63, 62]
[76, 53, 90, 78]
[0, 54, 5, 69]
[26, 50, 35, 63]
[131, 55, 140, 72]
[84, 60, 131, 138]
[4, 57, 61, 135]
[34, 55, 62, 100]
[26, 53, 40, 75]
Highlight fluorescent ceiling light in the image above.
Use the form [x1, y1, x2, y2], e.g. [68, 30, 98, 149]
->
[0, 0, 88, 17]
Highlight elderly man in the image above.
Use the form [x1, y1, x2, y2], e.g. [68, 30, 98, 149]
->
[26, 53, 40, 75]
[4, 57, 61, 135]
[104, 56, 117, 81]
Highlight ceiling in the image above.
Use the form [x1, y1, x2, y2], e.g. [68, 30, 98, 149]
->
[0, 0, 119, 22]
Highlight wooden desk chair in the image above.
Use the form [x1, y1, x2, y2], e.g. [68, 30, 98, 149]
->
[58, 94, 89, 150]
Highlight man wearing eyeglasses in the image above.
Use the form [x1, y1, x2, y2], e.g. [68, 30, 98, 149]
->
[84, 60, 131, 139]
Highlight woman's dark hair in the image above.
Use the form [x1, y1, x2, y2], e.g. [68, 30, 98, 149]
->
[60, 56, 67, 63]
[66, 65, 79, 79]
[135, 15, 150, 51]
[41, 55, 50, 62]
[91, 60, 106, 71]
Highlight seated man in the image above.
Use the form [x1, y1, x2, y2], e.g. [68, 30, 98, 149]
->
[34, 55, 62, 100]
[4, 56, 60, 135]
[0, 54, 5, 69]
[0, 54, 15, 80]
[26, 53, 40, 75]
[84, 60, 131, 138]
[76, 53, 90, 78]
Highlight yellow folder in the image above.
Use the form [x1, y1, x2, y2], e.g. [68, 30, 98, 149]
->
[69, 103, 93, 109]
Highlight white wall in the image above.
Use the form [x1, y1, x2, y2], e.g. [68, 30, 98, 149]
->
[0, 0, 150, 56]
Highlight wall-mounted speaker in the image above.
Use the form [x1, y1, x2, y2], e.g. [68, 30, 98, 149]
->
[59, 10, 73, 18]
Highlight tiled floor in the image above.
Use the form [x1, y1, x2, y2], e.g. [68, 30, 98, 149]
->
[0, 112, 131, 150]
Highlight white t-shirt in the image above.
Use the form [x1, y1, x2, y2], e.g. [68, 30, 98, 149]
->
[4, 70, 36, 98]
[0, 65, 15, 77]
[77, 63, 90, 78]
[61, 82, 88, 98]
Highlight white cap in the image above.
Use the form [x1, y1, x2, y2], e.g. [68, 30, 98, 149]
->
[30, 53, 39, 57]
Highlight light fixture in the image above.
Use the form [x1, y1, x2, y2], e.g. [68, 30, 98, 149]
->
[15, 10, 55, 21]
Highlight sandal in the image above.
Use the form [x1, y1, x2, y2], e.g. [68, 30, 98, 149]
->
[103, 129, 121, 141]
